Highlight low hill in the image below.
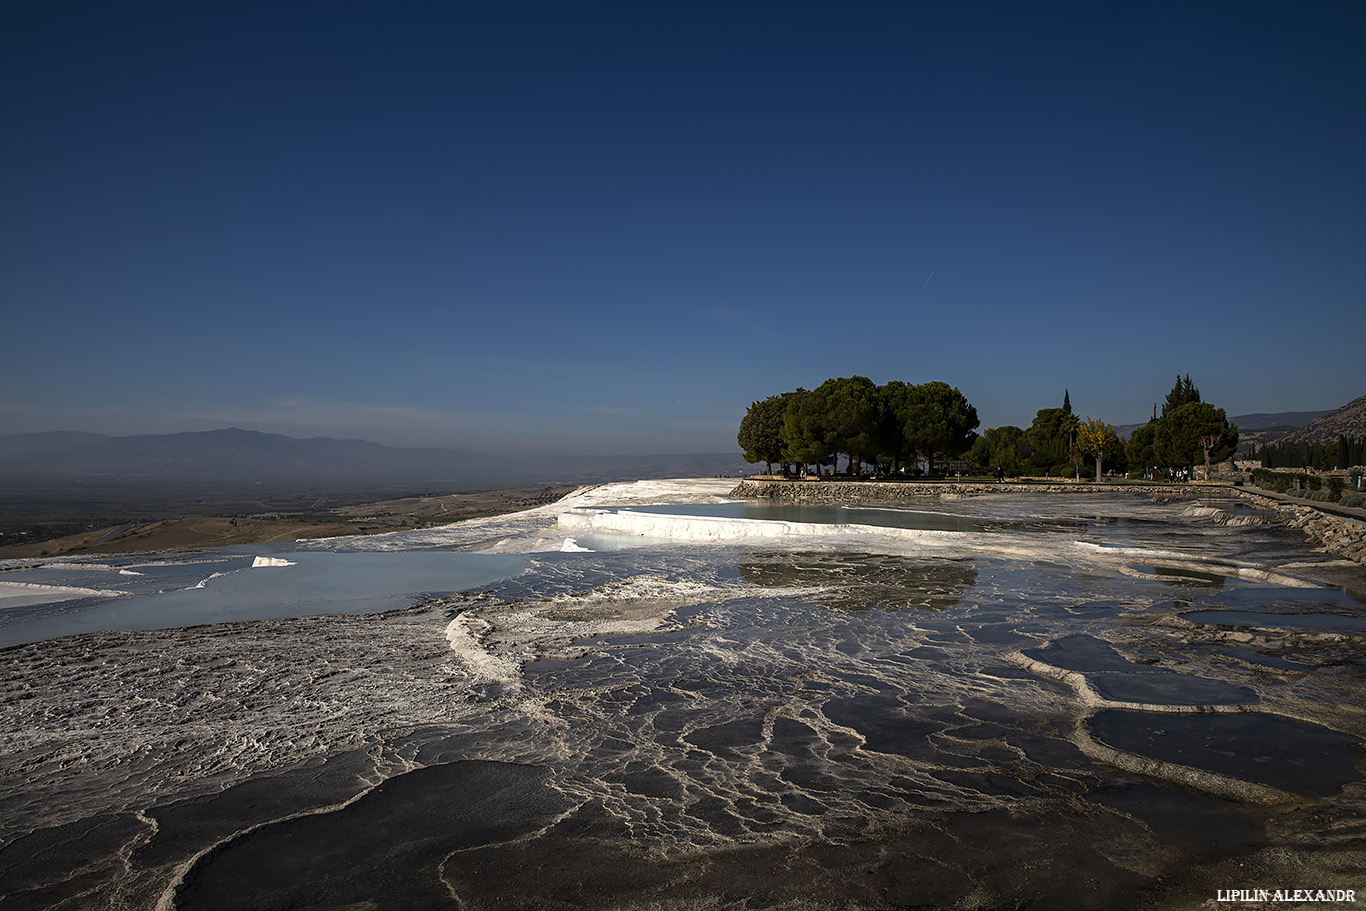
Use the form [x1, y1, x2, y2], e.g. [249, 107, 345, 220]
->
[1115, 409, 1329, 445]
[1273, 394, 1366, 445]
[1231, 411, 1334, 431]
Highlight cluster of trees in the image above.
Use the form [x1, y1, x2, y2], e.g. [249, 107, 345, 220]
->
[737, 377, 980, 475]
[975, 377, 1237, 481]
[1125, 375, 1239, 478]
[1255, 437, 1366, 470]
[739, 375, 1238, 481]
[964, 390, 1123, 479]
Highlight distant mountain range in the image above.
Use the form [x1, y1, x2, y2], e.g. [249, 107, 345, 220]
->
[0, 427, 750, 495]
[6, 400, 1360, 498]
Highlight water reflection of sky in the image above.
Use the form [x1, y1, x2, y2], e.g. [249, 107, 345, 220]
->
[626, 494, 1258, 545]
[0, 551, 530, 647]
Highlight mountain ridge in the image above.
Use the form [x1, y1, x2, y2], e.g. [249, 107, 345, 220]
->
[0, 427, 749, 491]
[1114, 409, 1331, 442]
[1272, 394, 1366, 445]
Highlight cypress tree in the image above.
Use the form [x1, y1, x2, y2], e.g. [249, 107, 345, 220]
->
[1162, 374, 1202, 417]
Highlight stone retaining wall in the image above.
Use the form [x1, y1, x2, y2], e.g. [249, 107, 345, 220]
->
[728, 478, 1217, 502]
[1239, 493, 1366, 566]
[728, 479, 1366, 565]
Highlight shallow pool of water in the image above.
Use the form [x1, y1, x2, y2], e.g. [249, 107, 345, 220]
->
[1087, 710, 1361, 797]
[0, 550, 530, 646]
[1182, 609, 1366, 632]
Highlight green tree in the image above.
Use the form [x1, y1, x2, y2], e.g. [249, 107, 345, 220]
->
[875, 380, 915, 471]
[1161, 374, 1201, 417]
[890, 381, 979, 473]
[1125, 423, 1158, 476]
[1165, 401, 1238, 476]
[969, 425, 1026, 475]
[1076, 417, 1121, 481]
[1024, 407, 1077, 474]
[737, 392, 794, 473]
[781, 388, 834, 474]
[816, 376, 881, 474]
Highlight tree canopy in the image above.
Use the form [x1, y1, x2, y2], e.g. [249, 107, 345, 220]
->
[1165, 401, 1238, 475]
[968, 425, 1026, 475]
[889, 381, 980, 474]
[740, 375, 1238, 481]
[738, 378, 979, 475]
[736, 392, 793, 473]
[1161, 374, 1201, 417]
[1076, 417, 1121, 480]
[1128, 375, 1237, 477]
[816, 376, 882, 473]
[1017, 395, 1080, 475]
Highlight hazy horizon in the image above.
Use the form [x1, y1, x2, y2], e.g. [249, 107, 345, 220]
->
[0, 424, 752, 459]
[4, 4, 1363, 454]
[0, 400, 1343, 461]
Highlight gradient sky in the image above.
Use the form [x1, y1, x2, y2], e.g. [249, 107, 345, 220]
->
[4, 2, 1363, 455]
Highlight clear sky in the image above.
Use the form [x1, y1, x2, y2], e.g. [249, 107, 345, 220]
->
[4, 2, 1363, 455]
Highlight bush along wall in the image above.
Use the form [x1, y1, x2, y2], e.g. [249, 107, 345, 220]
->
[1253, 468, 1366, 506]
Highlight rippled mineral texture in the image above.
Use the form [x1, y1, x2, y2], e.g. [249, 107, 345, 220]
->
[2, 481, 1364, 909]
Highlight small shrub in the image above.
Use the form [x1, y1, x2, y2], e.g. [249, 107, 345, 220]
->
[1126, 470, 1145, 480]
[1327, 477, 1345, 498]
[1308, 475, 1322, 492]
[1253, 468, 1302, 494]
[1340, 493, 1365, 508]
[1057, 465, 1075, 479]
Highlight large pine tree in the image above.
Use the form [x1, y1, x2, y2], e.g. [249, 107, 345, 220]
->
[1162, 374, 1201, 417]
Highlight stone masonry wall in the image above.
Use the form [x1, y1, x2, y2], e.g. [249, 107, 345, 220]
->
[1235, 491, 1366, 566]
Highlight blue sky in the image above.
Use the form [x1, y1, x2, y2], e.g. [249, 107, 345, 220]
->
[4, 2, 1363, 454]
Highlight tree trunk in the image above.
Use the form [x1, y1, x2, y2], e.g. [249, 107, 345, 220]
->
[1096, 455, 1103, 482]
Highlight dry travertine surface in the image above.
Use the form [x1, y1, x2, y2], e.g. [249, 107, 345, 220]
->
[0, 485, 578, 559]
